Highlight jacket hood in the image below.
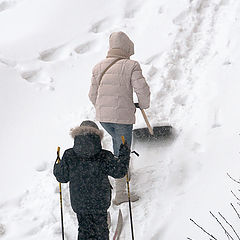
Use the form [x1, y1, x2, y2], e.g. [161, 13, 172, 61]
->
[107, 31, 134, 59]
[70, 126, 104, 158]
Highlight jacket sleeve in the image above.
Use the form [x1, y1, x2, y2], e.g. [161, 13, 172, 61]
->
[53, 150, 70, 183]
[88, 67, 99, 106]
[131, 61, 150, 109]
[101, 146, 130, 179]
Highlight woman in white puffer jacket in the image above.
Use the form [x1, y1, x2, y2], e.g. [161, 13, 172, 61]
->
[89, 31, 150, 205]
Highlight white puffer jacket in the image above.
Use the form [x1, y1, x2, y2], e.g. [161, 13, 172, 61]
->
[89, 31, 150, 124]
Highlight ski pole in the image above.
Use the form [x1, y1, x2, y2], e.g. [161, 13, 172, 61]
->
[56, 147, 65, 240]
[121, 136, 135, 240]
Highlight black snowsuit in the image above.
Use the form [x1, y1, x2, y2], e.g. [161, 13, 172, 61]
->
[53, 125, 130, 240]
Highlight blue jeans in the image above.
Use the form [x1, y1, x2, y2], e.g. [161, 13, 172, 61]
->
[100, 122, 133, 156]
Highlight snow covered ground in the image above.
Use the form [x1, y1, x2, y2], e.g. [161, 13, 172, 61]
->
[0, 0, 240, 239]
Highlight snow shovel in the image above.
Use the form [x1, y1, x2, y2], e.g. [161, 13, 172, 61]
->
[133, 104, 173, 143]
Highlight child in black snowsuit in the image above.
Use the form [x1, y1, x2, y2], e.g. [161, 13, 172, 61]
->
[53, 120, 130, 240]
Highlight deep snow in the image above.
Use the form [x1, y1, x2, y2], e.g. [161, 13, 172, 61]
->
[0, 0, 240, 239]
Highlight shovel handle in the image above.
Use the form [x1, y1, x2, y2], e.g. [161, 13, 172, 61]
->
[140, 109, 154, 135]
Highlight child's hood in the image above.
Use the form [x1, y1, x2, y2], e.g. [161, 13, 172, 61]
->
[70, 126, 104, 158]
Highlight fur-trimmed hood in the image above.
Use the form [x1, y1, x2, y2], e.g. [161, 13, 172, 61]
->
[70, 126, 104, 140]
[70, 126, 104, 158]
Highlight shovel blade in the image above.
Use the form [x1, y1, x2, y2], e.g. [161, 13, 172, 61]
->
[133, 126, 173, 143]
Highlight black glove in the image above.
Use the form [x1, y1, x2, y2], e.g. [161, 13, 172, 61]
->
[119, 142, 130, 157]
[134, 103, 140, 108]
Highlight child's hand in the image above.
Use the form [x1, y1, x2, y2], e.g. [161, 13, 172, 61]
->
[119, 142, 130, 157]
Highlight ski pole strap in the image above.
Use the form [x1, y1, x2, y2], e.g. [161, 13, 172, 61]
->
[121, 136, 139, 157]
[131, 151, 139, 157]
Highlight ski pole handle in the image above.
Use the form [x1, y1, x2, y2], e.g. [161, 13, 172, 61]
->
[57, 146, 60, 163]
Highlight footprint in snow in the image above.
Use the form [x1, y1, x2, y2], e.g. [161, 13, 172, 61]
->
[21, 69, 55, 91]
[0, 0, 16, 12]
[74, 40, 96, 54]
[143, 53, 162, 65]
[89, 18, 110, 33]
[173, 94, 188, 106]
[123, 0, 142, 19]
[0, 224, 6, 236]
[0, 56, 16, 67]
[167, 66, 182, 80]
[35, 161, 47, 172]
[124, 6, 141, 19]
[172, 10, 189, 26]
[21, 70, 39, 82]
[39, 45, 71, 62]
[220, 0, 230, 6]
[158, 6, 164, 14]
[147, 65, 158, 78]
[223, 59, 231, 65]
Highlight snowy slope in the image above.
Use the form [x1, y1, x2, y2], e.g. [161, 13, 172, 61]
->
[0, 0, 240, 239]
